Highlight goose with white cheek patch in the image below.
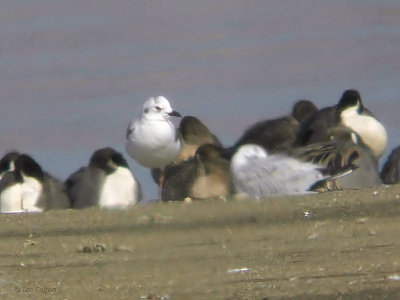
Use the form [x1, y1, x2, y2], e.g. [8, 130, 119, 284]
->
[230, 144, 355, 199]
[66, 147, 141, 209]
[294, 90, 387, 158]
[0, 154, 46, 213]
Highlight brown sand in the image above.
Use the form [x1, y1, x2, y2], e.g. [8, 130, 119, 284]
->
[1, 185, 400, 299]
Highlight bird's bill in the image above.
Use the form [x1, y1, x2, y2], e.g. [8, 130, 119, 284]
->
[107, 160, 119, 170]
[168, 110, 182, 118]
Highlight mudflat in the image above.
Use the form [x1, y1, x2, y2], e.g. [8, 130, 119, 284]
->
[1, 185, 400, 299]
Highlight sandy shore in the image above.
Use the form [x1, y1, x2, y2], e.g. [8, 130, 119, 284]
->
[1, 185, 400, 299]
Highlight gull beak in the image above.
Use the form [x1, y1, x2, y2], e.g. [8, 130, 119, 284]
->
[168, 110, 182, 118]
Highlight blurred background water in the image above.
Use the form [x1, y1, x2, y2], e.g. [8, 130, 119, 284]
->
[1, 1, 399, 201]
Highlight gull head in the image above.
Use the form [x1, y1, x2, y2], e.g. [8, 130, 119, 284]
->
[142, 96, 181, 121]
[232, 144, 268, 168]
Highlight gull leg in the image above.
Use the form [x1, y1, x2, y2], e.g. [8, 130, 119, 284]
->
[158, 170, 164, 202]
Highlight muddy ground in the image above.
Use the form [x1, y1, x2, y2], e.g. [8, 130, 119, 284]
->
[1, 185, 400, 299]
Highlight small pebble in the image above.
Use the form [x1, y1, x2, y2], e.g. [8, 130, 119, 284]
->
[388, 274, 400, 281]
[114, 245, 133, 253]
[227, 267, 249, 274]
[356, 217, 368, 223]
[308, 233, 318, 239]
[78, 244, 106, 253]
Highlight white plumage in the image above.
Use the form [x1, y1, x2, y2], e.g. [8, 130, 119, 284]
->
[231, 144, 331, 198]
[125, 96, 181, 168]
[99, 166, 140, 209]
[0, 167, 44, 213]
[340, 104, 387, 158]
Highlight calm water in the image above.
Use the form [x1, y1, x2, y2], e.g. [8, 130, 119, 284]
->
[1, 1, 399, 201]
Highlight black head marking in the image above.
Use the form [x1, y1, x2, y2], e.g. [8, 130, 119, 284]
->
[15, 154, 44, 181]
[0, 151, 20, 173]
[338, 90, 363, 112]
[111, 152, 129, 168]
[90, 147, 114, 171]
[89, 147, 127, 174]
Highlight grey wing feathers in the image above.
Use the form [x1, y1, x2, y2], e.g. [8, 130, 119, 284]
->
[235, 155, 324, 197]
[233, 160, 273, 197]
[233, 157, 292, 197]
[43, 173, 71, 209]
[269, 155, 325, 192]
[65, 167, 102, 208]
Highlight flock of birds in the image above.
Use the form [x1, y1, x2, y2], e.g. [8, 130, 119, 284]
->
[1, 89, 400, 213]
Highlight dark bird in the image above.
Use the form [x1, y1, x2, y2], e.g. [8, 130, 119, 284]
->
[292, 126, 381, 189]
[151, 115, 222, 185]
[66, 147, 142, 209]
[0, 151, 20, 179]
[225, 99, 318, 158]
[294, 90, 387, 158]
[161, 144, 233, 201]
[381, 145, 400, 184]
[0, 154, 69, 213]
[176, 115, 222, 162]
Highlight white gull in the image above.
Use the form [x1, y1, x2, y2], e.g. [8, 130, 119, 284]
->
[231, 144, 353, 198]
[125, 96, 182, 169]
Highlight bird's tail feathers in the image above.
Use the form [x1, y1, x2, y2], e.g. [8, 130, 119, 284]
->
[310, 164, 358, 192]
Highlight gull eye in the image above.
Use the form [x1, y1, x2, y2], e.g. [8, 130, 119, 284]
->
[155, 106, 161, 111]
